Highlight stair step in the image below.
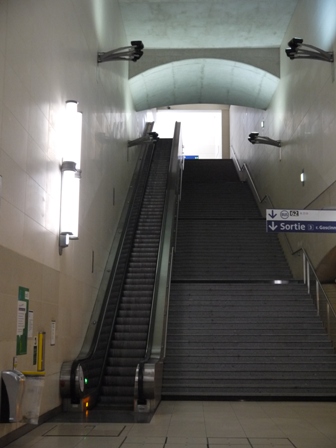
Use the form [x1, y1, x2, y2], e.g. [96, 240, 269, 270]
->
[162, 386, 336, 397]
[163, 362, 336, 372]
[165, 348, 335, 356]
[163, 370, 336, 380]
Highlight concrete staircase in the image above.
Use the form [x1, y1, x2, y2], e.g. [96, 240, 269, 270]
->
[162, 159, 336, 399]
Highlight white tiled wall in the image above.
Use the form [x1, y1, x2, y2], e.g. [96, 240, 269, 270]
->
[0, 0, 146, 436]
[230, 0, 336, 276]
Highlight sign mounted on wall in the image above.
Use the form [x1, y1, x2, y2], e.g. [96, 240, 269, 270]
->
[16, 287, 29, 355]
[266, 209, 336, 233]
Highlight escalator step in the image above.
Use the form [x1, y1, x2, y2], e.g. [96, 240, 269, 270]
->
[106, 357, 142, 367]
[105, 366, 136, 376]
[102, 376, 135, 387]
[100, 385, 134, 397]
[116, 317, 150, 325]
[111, 340, 147, 349]
[109, 348, 145, 358]
[114, 324, 148, 333]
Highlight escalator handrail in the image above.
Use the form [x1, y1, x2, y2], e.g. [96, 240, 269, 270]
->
[137, 122, 182, 403]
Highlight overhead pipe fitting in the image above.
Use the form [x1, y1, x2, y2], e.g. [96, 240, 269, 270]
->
[98, 40, 144, 63]
[285, 37, 334, 63]
[128, 132, 159, 148]
[248, 132, 281, 148]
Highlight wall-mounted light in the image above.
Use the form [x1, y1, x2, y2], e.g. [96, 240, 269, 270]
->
[127, 132, 158, 148]
[59, 101, 82, 254]
[285, 37, 334, 62]
[248, 132, 281, 147]
[300, 169, 306, 186]
[97, 40, 144, 63]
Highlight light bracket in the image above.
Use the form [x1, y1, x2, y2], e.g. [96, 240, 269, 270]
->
[286, 37, 334, 62]
[128, 132, 158, 148]
[248, 132, 281, 148]
[98, 40, 144, 63]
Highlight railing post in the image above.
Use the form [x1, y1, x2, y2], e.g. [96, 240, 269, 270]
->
[316, 280, 320, 317]
[303, 252, 307, 285]
[327, 302, 331, 339]
[306, 260, 310, 295]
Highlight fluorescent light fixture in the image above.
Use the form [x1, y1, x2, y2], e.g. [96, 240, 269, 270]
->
[59, 101, 82, 254]
[300, 169, 305, 185]
[63, 101, 82, 168]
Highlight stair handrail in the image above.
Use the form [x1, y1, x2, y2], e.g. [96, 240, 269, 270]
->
[231, 145, 336, 348]
[231, 145, 274, 209]
[230, 145, 303, 257]
[302, 249, 336, 348]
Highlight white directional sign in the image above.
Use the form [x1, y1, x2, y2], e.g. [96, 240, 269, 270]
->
[266, 209, 336, 233]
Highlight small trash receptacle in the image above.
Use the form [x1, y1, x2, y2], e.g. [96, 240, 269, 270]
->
[1, 370, 25, 423]
[21, 371, 45, 425]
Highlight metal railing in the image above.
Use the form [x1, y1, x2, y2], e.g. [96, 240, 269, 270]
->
[231, 145, 336, 350]
[230, 145, 274, 213]
[231, 145, 301, 257]
[303, 250, 336, 349]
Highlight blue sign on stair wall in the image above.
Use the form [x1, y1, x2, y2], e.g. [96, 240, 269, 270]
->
[266, 209, 336, 233]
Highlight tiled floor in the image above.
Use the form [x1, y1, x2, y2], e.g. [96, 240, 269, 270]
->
[6, 401, 336, 448]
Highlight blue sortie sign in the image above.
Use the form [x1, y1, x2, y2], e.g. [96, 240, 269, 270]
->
[266, 209, 336, 233]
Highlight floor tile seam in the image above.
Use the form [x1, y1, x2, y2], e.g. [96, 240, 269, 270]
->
[210, 402, 248, 439]
[161, 435, 294, 448]
[260, 402, 300, 432]
[229, 402, 290, 439]
[264, 403, 330, 441]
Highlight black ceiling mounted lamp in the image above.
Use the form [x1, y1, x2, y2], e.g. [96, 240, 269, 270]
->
[97, 40, 144, 63]
[285, 37, 334, 62]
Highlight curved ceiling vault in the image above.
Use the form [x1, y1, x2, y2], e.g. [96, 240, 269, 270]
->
[129, 58, 279, 112]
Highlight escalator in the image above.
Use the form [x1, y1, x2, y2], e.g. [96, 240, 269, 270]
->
[60, 124, 181, 414]
[99, 140, 172, 409]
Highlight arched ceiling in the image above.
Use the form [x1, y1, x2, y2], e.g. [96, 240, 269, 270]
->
[119, 0, 299, 109]
[130, 59, 279, 111]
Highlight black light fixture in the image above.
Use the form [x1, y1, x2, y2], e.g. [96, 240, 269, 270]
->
[285, 37, 334, 62]
[248, 132, 281, 148]
[97, 40, 144, 63]
[128, 132, 158, 148]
